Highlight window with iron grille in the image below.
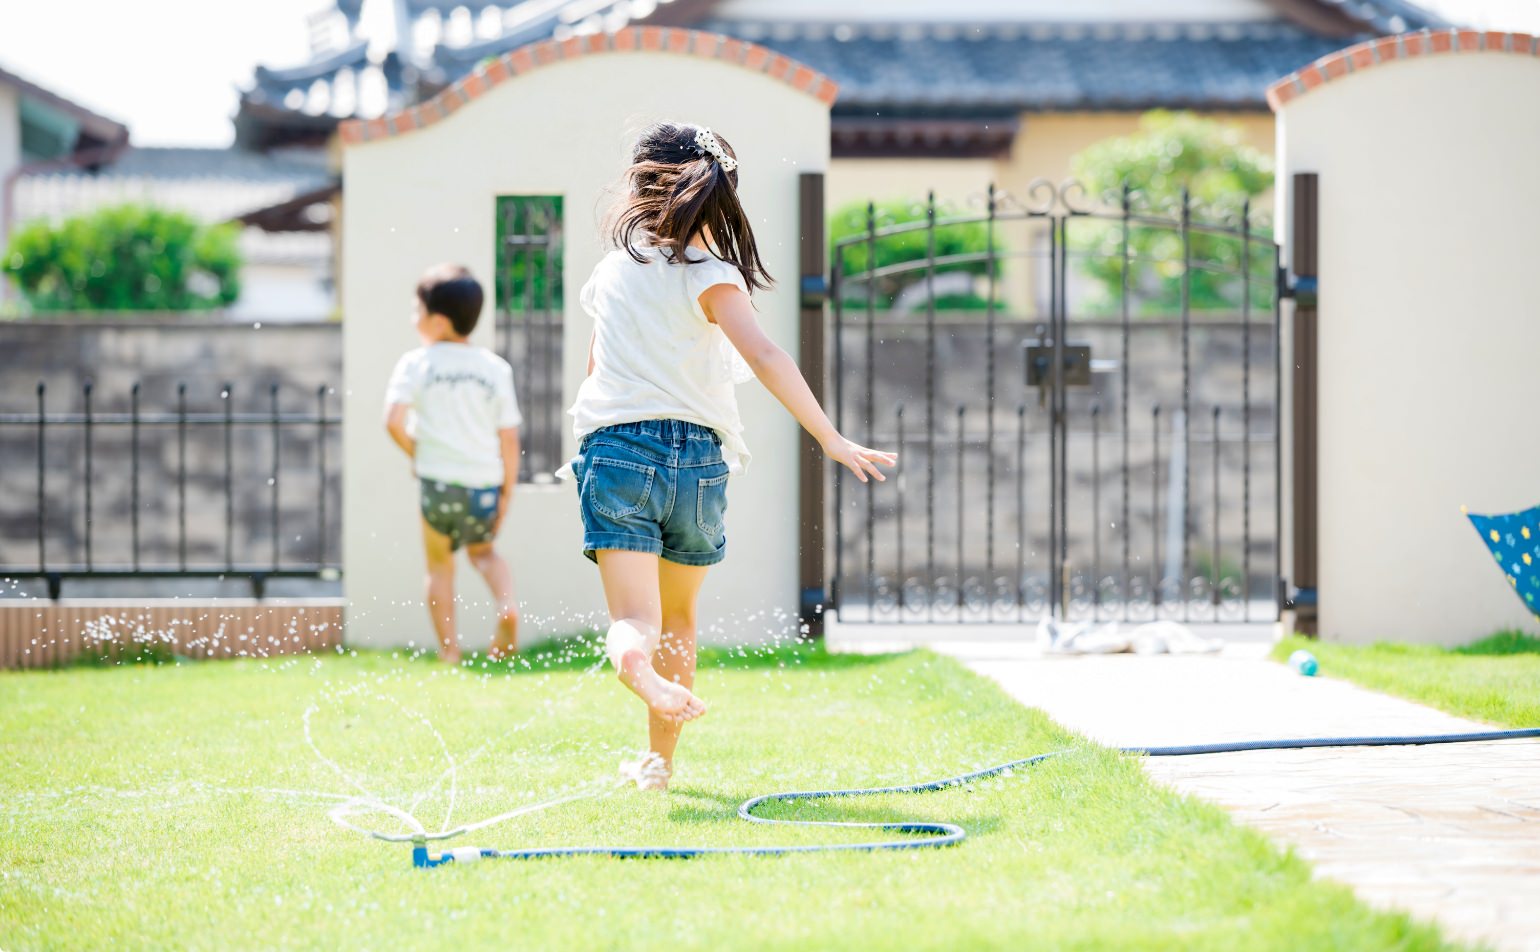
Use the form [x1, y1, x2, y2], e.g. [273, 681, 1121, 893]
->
[494, 196, 563, 483]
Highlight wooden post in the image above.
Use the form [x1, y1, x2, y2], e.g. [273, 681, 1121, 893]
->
[1289, 172, 1319, 636]
[797, 172, 827, 638]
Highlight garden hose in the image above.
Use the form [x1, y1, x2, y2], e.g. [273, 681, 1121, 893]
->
[409, 727, 1540, 868]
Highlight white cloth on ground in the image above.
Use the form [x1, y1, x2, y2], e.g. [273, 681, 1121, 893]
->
[1035, 618, 1224, 656]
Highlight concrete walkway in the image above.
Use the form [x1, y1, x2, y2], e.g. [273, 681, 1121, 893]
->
[830, 625, 1540, 952]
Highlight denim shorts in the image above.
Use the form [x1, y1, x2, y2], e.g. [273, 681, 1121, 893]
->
[420, 479, 501, 551]
[568, 419, 729, 566]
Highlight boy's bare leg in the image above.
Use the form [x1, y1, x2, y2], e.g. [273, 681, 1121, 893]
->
[465, 541, 518, 659]
[595, 550, 706, 729]
[421, 518, 460, 664]
[648, 559, 708, 786]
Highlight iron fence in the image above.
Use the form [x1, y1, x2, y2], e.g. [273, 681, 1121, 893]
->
[830, 182, 1284, 625]
[0, 380, 341, 598]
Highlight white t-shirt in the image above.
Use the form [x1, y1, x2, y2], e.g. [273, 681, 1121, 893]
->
[384, 342, 522, 489]
[558, 244, 755, 477]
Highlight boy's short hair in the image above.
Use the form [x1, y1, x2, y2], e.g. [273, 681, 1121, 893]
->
[417, 264, 485, 336]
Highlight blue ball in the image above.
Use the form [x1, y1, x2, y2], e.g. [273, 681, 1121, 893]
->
[1288, 649, 1319, 677]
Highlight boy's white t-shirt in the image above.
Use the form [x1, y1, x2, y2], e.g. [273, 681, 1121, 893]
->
[384, 342, 522, 489]
[559, 244, 756, 477]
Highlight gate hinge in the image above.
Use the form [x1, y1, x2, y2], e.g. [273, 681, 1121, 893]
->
[801, 274, 827, 309]
[1279, 267, 1318, 308]
[1283, 586, 1317, 610]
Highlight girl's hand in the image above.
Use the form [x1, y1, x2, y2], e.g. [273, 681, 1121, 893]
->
[701, 285, 896, 483]
[824, 436, 897, 483]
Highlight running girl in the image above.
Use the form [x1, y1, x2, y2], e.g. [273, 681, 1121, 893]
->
[560, 122, 895, 789]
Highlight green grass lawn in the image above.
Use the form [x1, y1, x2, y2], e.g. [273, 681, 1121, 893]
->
[2, 640, 1465, 951]
[1274, 632, 1540, 729]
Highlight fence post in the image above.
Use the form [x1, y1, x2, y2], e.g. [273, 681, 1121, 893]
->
[797, 171, 827, 638]
[35, 381, 45, 572]
[83, 379, 93, 571]
[131, 382, 141, 571]
[1287, 173, 1319, 636]
[317, 384, 328, 567]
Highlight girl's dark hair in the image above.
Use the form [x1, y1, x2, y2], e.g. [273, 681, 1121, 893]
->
[608, 121, 772, 292]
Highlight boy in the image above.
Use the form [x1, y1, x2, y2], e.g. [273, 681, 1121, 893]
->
[384, 263, 521, 663]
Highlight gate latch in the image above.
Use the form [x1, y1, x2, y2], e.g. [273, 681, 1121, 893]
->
[1024, 329, 1093, 407]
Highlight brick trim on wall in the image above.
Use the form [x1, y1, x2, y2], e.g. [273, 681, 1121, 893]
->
[339, 27, 839, 144]
[1268, 28, 1540, 110]
[0, 599, 345, 668]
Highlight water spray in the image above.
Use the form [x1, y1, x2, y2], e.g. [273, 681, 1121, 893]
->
[380, 728, 1540, 868]
[299, 633, 1538, 868]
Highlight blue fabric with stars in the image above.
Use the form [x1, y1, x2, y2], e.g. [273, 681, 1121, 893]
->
[1467, 505, 1540, 620]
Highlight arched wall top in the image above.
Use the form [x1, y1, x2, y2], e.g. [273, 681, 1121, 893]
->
[1268, 28, 1540, 111]
[338, 27, 839, 144]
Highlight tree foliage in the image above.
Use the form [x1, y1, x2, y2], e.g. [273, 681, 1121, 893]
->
[829, 199, 1002, 310]
[1069, 111, 1274, 315]
[4, 204, 241, 312]
[494, 196, 563, 311]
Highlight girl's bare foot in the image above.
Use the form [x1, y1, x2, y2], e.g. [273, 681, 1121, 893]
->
[615, 648, 706, 724]
[487, 619, 517, 660]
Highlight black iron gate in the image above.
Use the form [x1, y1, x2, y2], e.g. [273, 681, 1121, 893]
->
[828, 181, 1282, 626]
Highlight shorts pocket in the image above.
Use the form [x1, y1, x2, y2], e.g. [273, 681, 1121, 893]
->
[695, 471, 730, 536]
[588, 457, 656, 520]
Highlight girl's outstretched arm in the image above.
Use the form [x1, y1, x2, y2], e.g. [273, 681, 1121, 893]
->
[701, 284, 896, 483]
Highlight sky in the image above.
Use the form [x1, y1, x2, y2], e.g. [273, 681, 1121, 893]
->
[2, 0, 1538, 147]
[0, 0, 327, 145]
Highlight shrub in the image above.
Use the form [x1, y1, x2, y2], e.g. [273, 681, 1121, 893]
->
[829, 198, 1002, 311]
[4, 204, 241, 312]
[1069, 111, 1273, 316]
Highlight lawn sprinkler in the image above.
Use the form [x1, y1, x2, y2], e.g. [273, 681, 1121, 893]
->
[413, 836, 489, 868]
[1288, 649, 1319, 676]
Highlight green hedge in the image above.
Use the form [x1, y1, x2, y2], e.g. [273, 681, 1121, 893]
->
[4, 204, 241, 312]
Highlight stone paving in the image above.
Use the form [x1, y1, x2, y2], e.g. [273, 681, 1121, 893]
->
[829, 624, 1540, 952]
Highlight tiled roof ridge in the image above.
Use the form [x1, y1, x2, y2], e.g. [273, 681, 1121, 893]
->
[1316, 0, 1447, 34]
[1268, 27, 1539, 109]
[709, 19, 1333, 42]
[18, 146, 332, 184]
[339, 26, 837, 145]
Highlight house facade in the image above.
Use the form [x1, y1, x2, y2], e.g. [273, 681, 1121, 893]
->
[241, 0, 1447, 216]
[10, 2, 1451, 318]
[1, 65, 335, 321]
[0, 64, 129, 305]
[11, 146, 337, 319]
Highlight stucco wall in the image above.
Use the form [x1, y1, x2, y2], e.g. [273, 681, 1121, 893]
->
[1275, 42, 1540, 644]
[0, 85, 18, 182]
[829, 112, 1274, 210]
[827, 157, 997, 214]
[341, 44, 829, 648]
[1002, 111, 1274, 194]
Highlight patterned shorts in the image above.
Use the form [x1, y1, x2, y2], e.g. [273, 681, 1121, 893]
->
[419, 479, 502, 550]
